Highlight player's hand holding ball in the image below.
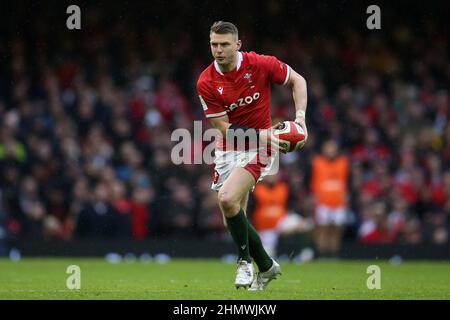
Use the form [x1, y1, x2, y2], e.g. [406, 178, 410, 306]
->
[273, 119, 306, 152]
[258, 122, 288, 153]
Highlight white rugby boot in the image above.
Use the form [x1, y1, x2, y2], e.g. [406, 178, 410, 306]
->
[235, 259, 255, 289]
[248, 259, 281, 291]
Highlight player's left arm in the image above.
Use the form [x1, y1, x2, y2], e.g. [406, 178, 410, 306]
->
[262, 54, 308, 144]
[286, 68, 308, 143]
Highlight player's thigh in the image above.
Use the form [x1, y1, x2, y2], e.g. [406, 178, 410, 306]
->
[218, 167, 255, 205]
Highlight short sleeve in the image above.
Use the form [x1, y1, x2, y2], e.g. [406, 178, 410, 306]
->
[259, 55, 291, 85]
[197, 81, 228, 118]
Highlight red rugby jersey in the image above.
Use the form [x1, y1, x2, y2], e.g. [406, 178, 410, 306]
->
[197, 51, 290, 149]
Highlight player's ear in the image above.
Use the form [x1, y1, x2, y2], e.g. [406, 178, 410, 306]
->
[236, 39, 242, 50]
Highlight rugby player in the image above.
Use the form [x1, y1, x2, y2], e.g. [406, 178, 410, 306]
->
[197, 21, 308, 290]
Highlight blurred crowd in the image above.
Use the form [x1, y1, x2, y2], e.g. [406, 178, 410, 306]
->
[0, 1, 448, 248]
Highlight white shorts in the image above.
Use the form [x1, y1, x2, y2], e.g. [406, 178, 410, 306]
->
[211, 148, 279, 191]
[315, 204, 347, 226]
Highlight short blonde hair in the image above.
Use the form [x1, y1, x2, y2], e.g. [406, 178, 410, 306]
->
[210, 21, 238, 38]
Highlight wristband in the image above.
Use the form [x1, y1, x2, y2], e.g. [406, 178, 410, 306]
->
[296, 110, 306, 119]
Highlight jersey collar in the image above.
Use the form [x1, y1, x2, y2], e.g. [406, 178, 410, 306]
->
[214, 51, 243, 76]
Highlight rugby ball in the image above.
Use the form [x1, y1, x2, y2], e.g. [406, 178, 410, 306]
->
[274, 121, 306, 152]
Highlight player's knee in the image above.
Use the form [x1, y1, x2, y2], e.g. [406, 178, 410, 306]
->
[218, 192, 239, 216]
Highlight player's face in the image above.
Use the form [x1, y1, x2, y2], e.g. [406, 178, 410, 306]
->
[210, 32, 241, 67]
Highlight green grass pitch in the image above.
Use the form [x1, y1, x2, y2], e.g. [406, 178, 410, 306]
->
[0, 258, 449, 299]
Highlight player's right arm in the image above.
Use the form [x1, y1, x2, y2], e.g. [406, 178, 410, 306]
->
[208, 115, 230, 137]
[209, 115, 285, 152]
